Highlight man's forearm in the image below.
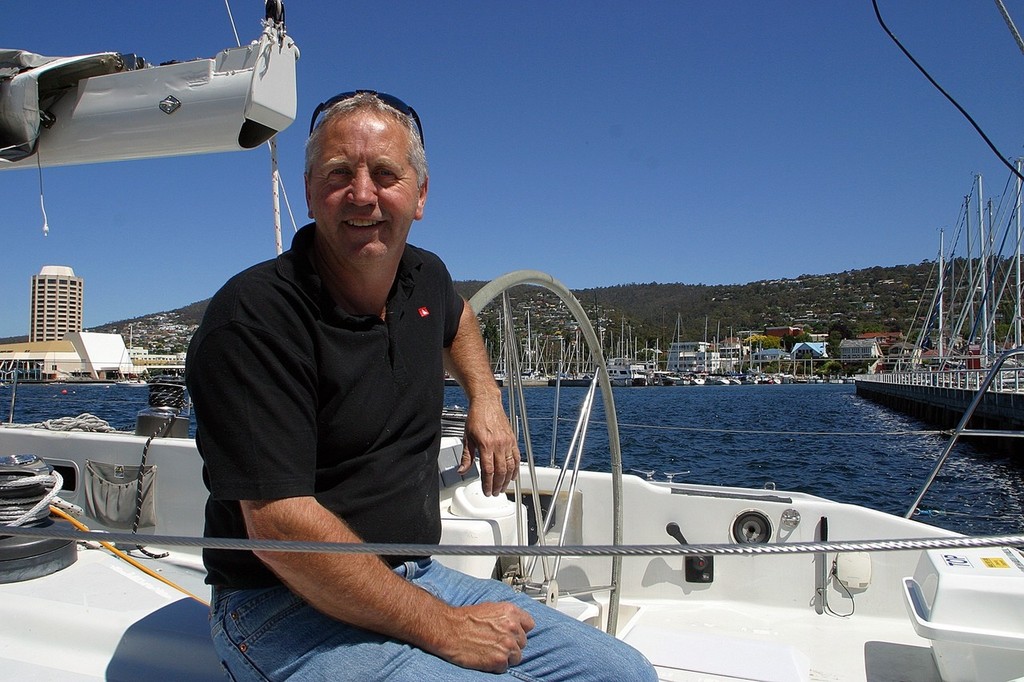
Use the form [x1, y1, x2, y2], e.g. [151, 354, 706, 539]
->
[444, 300, 502, 401]
[242, 497, 454, 650]
[240, 496, 532, 671]
[444, 299, 519, 494]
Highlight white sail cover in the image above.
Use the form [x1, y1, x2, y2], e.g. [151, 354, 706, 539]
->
[0, 50, 124, 162]
[0, 24, 298, 169]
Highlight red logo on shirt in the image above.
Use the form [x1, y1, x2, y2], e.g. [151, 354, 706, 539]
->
[418, 306, 430, 317]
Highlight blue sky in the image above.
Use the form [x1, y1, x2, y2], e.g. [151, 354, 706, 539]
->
[4, 1, 1024, 338]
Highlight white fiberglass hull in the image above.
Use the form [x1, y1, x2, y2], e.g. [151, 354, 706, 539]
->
[3, 426, 1021, 680]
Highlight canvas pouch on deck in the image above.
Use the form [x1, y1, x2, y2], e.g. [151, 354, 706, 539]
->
[84, 460, 157, 529]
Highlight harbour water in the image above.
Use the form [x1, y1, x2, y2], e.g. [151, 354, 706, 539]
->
[3, 381, 1021, 537]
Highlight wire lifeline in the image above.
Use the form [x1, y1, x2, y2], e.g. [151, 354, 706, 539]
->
[48, 506, 207, 605]
[4, 522, 1023, 558]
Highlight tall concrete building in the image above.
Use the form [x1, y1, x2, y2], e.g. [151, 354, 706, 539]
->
[29, 265, 84, 342]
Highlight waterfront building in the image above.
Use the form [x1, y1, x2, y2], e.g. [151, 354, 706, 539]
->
[839, 338, 882, 363]
[0, 332, 136, 381]
[666, 341, 721, 374]
[0, 340, 80, 382]
[29, 265, 84, 342]
[718, 337, 745, 374]
[128, 346, 186, 375]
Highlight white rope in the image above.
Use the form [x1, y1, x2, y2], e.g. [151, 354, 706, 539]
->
[5, 413, 119, 432]
[0, 469, 63, 526]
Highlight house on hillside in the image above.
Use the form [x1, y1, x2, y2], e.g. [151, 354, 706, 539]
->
[791, 342, 827, 359]
[765, 326, 803, 338]
[750, 347, 789, 366]
[839, 338, 882, 362]
[882, 341, 919, 371]
[856, 331, 903, 355]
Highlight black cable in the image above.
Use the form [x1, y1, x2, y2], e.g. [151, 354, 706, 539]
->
[872, 0, 1024, 184]
[823, 558, 856, 618]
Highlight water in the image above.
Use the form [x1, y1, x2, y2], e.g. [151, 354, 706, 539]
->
[3, 381, 1021, 536]
[447, 383, 1024, 537]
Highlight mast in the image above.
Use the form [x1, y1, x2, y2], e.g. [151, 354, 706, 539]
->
[966, 182, 976, 339]
[938, 229, 945, 360]
[977, 176, 989, 363]
[1017, 158, 1023, 348]
[528, 307, 536, 372]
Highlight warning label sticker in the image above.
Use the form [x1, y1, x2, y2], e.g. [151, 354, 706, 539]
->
[981, 557, 1011, 569]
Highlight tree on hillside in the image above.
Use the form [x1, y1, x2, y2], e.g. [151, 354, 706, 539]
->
[780, 331, 811, 352]
[747, 334, 780, 350]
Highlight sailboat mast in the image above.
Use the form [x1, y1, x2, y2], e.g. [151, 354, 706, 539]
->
[977, 176, 989, 363]
[938, 229, 945, 360]
[967, 180, 976, 339]
[1016, 158, 1023, 348]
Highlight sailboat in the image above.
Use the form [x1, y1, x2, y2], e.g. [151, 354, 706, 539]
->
[1, 4, 1023, 681]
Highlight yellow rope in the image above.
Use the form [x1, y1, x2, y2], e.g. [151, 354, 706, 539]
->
[49, 506, 208, 605]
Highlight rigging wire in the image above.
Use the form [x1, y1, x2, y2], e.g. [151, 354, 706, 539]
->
[223, 0, 241, 47]
[995, 0, 1024, 57]
[871, 0, 1024, 184]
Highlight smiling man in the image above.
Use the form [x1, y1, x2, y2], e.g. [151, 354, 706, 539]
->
[186, 91, 656, 681]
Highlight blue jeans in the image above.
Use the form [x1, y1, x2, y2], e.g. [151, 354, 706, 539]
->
[210, 559, 657, 681]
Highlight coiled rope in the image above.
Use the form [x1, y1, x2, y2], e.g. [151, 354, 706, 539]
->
[147, 379, 188, 412]
[0, 468, 63, 526]
[2, 522, 1022, 559]
[4, 413, 119, 432]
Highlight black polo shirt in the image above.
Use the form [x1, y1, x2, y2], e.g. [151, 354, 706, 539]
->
[186, 223, 464, 587]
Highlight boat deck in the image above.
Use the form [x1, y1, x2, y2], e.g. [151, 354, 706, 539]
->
[1, 542, 945, 681]
[0, 546, 217, 681]
[618, 599, 941, 681]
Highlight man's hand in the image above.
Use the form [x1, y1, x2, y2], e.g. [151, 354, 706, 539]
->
[460, 395, 520, 496]
[440, 601, 536, 673]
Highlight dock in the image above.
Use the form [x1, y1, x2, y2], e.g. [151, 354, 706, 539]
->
[855, 367, 1024, 447]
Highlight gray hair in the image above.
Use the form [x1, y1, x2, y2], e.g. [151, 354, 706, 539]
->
[304, 92, 428, 187]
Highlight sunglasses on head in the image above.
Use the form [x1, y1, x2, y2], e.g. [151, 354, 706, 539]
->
[307, 90, 424, 147]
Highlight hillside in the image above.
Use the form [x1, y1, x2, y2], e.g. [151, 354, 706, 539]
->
[17, 261, 939, 354]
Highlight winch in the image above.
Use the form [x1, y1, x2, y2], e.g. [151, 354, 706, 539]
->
[0, 454, 77, 583]
[135, 376, 190, 438]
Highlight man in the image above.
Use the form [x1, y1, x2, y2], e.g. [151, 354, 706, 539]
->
[186, 91, 656, 680]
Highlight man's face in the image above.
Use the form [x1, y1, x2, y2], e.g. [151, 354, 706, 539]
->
[304, 110, 428, 270]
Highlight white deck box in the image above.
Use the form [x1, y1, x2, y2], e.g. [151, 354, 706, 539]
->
[903, 547, 1024, 682]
